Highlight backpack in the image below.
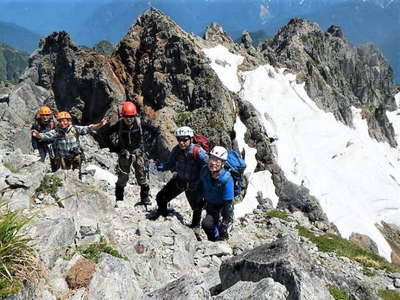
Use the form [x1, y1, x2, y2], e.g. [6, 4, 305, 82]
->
[224, 150, 247, 198]
[192, 133, 247, 198]
[192, 133, 210, 159]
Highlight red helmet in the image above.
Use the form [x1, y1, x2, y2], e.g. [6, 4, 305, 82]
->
[121, 102, 137, 116]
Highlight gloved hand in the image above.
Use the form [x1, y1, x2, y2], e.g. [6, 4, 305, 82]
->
[156, 163, 166, 171]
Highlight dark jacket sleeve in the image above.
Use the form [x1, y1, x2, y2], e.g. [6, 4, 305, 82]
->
[164, 146, 178, 171]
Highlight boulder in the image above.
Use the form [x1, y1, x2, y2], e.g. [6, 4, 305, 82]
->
[219, 235, 333, 300]
[349, 232, 379, 255]
[214, 277, 288, 300]
[140, 275, 211, 300]
[87, 253, 142, 300]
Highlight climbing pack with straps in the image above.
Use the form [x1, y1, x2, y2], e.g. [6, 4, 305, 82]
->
[224, 150, 246, 198]
[192, 133, 210, 159]
[191, 132, 246, 198]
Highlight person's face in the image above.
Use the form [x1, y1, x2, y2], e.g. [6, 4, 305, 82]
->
[123, 115, 135, 126]
[177, 136, 191, 150]
[208, 155, 224, 173]
[40, 114, 51, 123]
[60, 118, 71, 129]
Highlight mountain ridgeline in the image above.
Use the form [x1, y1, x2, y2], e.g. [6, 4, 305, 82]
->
[0, 43, 29, 83]
[0, 8, 399, 300]
[0, 0, 399, 82]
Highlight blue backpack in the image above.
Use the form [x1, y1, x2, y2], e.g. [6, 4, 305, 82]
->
[224, 150, 246, 197]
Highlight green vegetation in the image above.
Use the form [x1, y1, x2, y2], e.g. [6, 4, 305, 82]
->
[3, 162, 20, 174]
[93, 40, 114, 56]
[327, 285, 351, 300]
[35, 175, 63, 196]
[0, 203, 39, 297]
[297, 225, 399, 272]
[73, 237, 127, 264]
[362, 267, 375, 277]
[378, 289, 400, 300]
[0, 43, 29, 83]
[266, 210, 290, 222]
[174, 112, 191, 127]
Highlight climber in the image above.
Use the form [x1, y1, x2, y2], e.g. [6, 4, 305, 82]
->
[31, 106, 58, 171]
[150, 126, 209, 231]
[108, 101, 150, 207]
[200, 146, 234, 241]
[32, 111, 108, 172]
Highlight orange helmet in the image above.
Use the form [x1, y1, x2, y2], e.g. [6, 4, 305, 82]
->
[121, 102, 137, 116]
[38, 106, 52, 116]
[56, 111, 72, 120]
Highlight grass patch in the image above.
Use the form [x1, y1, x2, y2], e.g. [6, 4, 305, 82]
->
[362, 267, 375, 277]
[73, 237, 127, 264]
[0, 203, 40, 296]
[3, 162, 20, 174]
[378, 289, 400, 300]
[266, 210, 290, 222]
[174, 112, 191, 127]
[35, 175, 63, 195]
[296, 225, 399, 272]
[327, 285, 351, 300]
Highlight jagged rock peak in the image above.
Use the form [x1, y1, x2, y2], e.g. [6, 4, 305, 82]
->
[124, 8, 190, 41]
[241, 31, 253, 49]
[275, 18, 321, 41]
[326, 25, 345, 40]
[203, 22, 234, 45]
[38, 31, 78, 55]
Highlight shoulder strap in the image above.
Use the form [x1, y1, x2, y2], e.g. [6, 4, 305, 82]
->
[192, 144, 200, 160]
[135, 116, 143, 136]
[70, 125, 80, 146]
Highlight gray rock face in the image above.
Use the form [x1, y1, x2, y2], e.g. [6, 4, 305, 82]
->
[219, 235, 333, 300]
[31, 216, 76, 268]
[87, 253, 142, 300]
[27, 31, 125, 124]
[261, 18, 397, 146]
[377, 222, 400, 266]
[0, 78, 51, 152]
[214, 277, 288, 300]
[349, 232, 379, 255]
[114, 8, 237, 156]
[276, 180, 328, 222]
[141, 275, 211, 300]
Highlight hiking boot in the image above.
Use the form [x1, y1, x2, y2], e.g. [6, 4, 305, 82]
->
[115, 185, 124, 202]
[148, 207, 168, 220]
[189, 210, 202, 228]
[140, 184, 151, 205]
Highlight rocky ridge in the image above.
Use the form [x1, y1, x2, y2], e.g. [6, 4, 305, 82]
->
[0, 8, 400, 300]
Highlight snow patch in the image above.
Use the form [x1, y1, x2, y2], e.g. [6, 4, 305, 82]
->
[204, 44, 400, 261]
[86, 164, 117, 185]
[202, 45, 243, 93]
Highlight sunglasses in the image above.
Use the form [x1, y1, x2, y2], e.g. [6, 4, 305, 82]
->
[124, 115, 136, 119]
[177, 137, 190, 142]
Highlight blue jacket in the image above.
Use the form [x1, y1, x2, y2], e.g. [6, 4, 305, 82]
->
[200, 166, 234, 205]
[163, 143, 209, 186]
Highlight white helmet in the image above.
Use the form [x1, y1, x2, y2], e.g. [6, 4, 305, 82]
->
[175, 126, 194, 138]
[210, 146, 228, 161]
